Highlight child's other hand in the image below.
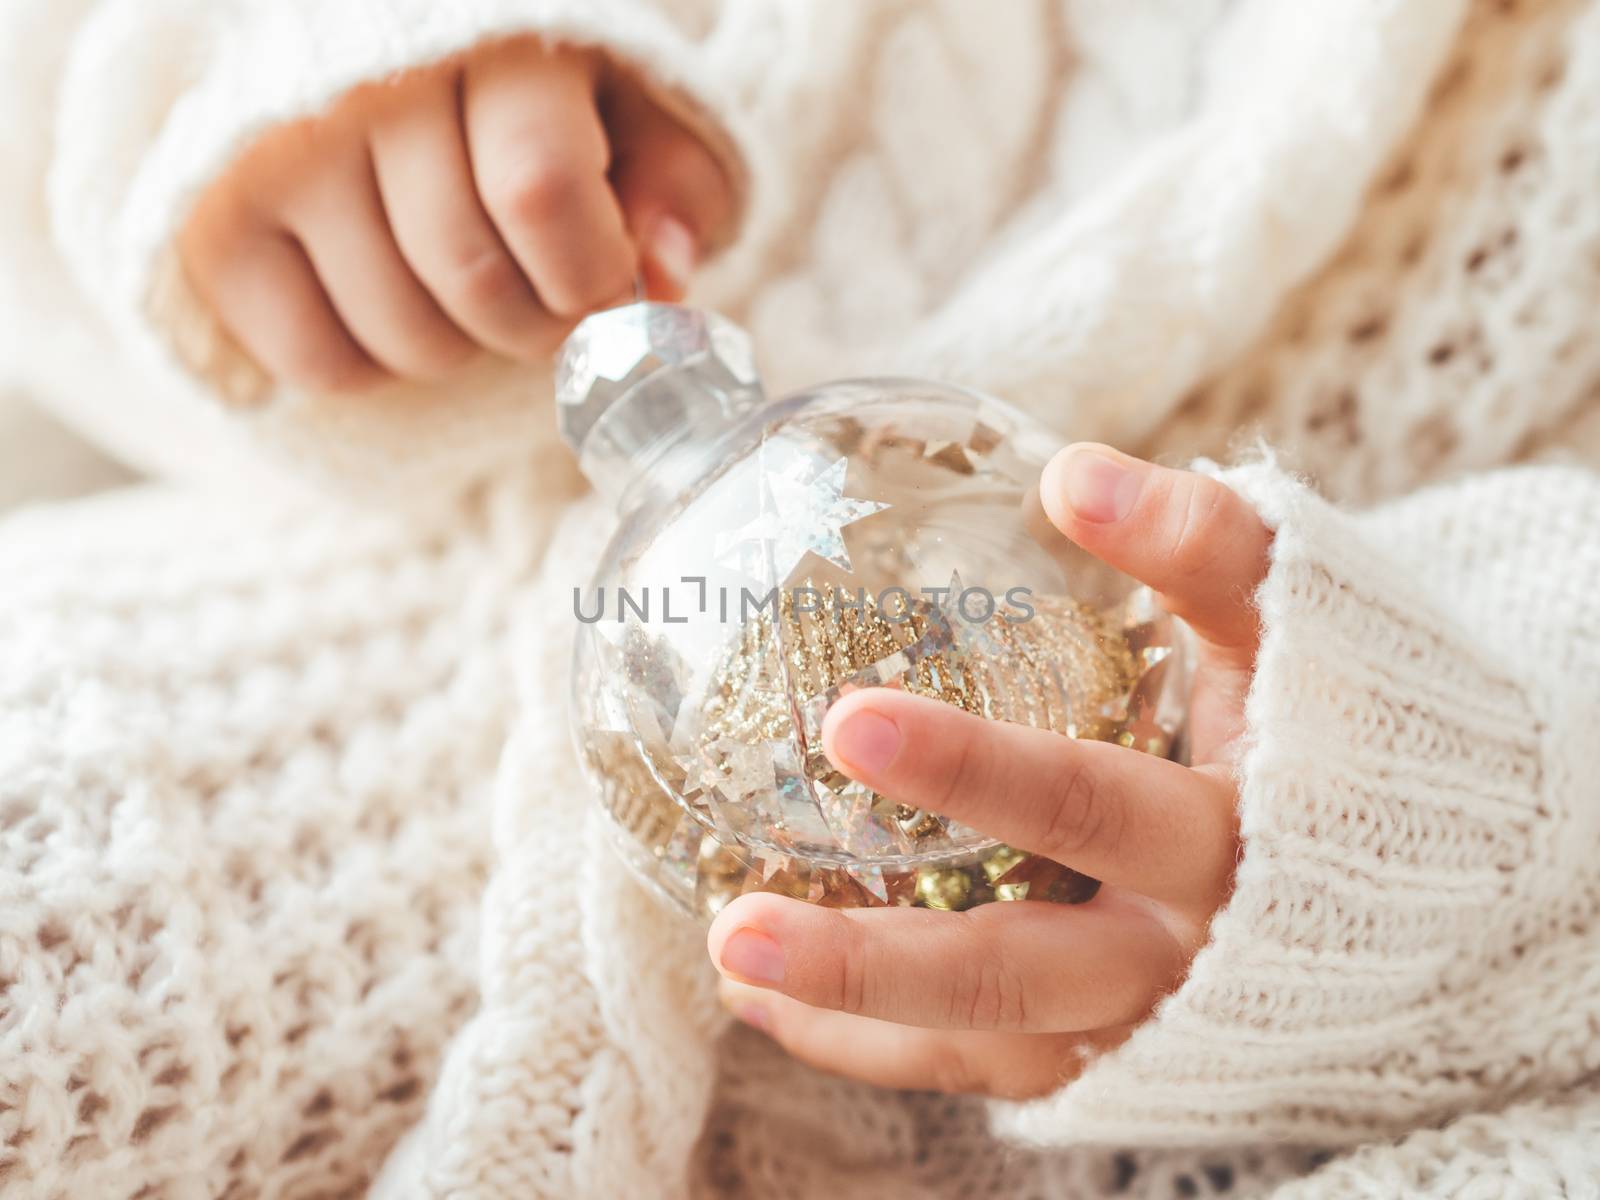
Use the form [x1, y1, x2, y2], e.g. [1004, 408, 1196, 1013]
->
[710, 448, 1270, 1100]
[179, 38, 732, 393]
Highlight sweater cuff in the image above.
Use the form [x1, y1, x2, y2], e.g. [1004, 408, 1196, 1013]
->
[993, 461, 1588, 1148]
[47, 0, 755, 495]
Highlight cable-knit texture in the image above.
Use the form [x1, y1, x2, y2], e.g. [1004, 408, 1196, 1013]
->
[1164, 0, 1600, 494]
[994, 462, 1600, 1147]
[2, 0, 1600, 1196]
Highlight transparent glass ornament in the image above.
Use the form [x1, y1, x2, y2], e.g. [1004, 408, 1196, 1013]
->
[560, 302, 1187, 921]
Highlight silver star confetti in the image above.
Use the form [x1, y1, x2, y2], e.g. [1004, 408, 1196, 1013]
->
[715, 441, 890, 585]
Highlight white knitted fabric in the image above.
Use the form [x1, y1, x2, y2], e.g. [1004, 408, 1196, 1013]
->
[3, 0, 1600, 1196]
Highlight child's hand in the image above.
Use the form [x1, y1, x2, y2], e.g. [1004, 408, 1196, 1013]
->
[710, 447, 1270, 1099]
[178, 38, 733, 393]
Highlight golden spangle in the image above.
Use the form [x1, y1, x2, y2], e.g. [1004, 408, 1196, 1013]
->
[897, 807, 944, 842]
[697, 580, 1138, 851]
[696, 838, 750, 917]
[923, 441, 977, 475]
[981, 844, 1027, 883]
[584, 580, 1158, 920]
[989, 853, 1102, 906]
[915, 867, 974, 911]
[1045, 871, 1102, 905]
[1114, 726, 1172, 758]
[583, 731, 682, 852]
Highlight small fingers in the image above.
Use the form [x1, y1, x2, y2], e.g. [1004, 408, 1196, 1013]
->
[464, 40, 637, 319]
[178, 193, 386, 394]
[1041, 445, 1271, 668]
[707, 891, 1183, 1033]
[369, 67, 568, 360]
[606, 75, 736, 299]
[276, 136, 478, 382]
[719, 981, 1112, 1100]
[821, 689, 1238, 910]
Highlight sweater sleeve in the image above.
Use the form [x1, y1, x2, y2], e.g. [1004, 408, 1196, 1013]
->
[2, 0, 816, 496]
[993, 460, 1600, 1148]
[1279, 1082, 1600, 1200]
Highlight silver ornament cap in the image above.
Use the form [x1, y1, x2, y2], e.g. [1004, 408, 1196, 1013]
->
[555, 302, 765, 504]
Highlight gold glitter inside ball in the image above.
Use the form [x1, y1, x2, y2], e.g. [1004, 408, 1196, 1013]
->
[694, 579, 1136, 854]
[584, 582, 1155, 920]
[705, 580, 1135, 737]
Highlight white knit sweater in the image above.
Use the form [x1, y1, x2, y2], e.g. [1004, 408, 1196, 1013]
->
[2, 1, 1599, 1197]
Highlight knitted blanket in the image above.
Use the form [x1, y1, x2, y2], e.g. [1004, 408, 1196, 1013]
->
[2, 1, 1599, 1195]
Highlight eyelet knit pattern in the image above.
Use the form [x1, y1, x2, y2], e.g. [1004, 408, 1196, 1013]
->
[2, 0, 1600, 1196]
[0, 488, 502, 1196]
[1168, 0, 1600, 501]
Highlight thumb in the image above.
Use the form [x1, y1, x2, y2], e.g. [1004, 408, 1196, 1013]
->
[606, 86, 736, 301]
[1040, 444, 1271, 667]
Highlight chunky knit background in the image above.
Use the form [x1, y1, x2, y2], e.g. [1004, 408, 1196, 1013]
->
[2, 0, 1599, 1197]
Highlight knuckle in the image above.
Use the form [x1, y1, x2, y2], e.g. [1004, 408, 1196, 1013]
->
[659, 138, 734, 225]
[653, 136, 703, 184]
[949, 941, 1029, 1032]
[442, 245, 530, 313]
[522, 319, 573, 358]
[179, 192, 259, 283]
[937, 728, 997, 817]
[276, 329, 374, 393]
[1166, 475, 1231, 585]
[927, 1046, 989, 1097]
[652, 133, 714, 188]
[176, 208, 234, 278]
[1037, 757, 1121, 862]
[371, 317, 474, 382]
[823, 914, 870, 1017]
[541, 256, 633, 319]
[591, 254, 638, 307]
[490, 155, 584, 229]
[400, 335, 475, 380]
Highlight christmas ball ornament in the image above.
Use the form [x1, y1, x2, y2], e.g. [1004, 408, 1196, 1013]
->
[559, 302, 1187, 921]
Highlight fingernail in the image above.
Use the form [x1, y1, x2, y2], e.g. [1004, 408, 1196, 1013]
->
[1059, 447, 1143, 524]
[829, 708, 902, 774]
[648, 216, 697, 292]
[719, 927, 785, 984]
